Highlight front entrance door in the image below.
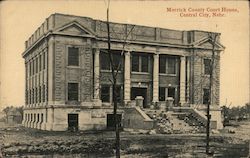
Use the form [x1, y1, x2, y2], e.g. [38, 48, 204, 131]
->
[68, 114, 78, 131]
[131, 87, 147, 108]
[168, 87, 176, 104]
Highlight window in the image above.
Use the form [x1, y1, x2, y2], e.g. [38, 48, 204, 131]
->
[39, 86, 42, 103]
[159, 87, 165, 101]
[68, 47, 79, 66]
[101, 85, 110, 102]
[36, 58, 38, 73]
[68, 83, 79, 101]
[100, 52, 110, 70]
[203, 88, 210, 104]
[29, 62, 32, 76]
[42, 85, 45, 102]
[32, 60, 35, 75]
[39, 55, 42, 71]
[132, 55, 140, 72]
[41, 113, 44, 123]
[37, 114, 40, 123]
[168, 58, 176, 74]
[132, 53, 149, 72]
[159, 57, 166, 73]
[43, 53, 46, 69]
[159, 56, 177, 74]
[100, 51, 122, 71]
[37, 87, 40, 103]
[113, 53, 122, 71]
[25, 90, 28, 104]
[141, 56, 148, 72]
[32, 89, 34, 104]
[30, 90, 32, 104]
[35, 88, 37, 103]
[204, 59, 211, 75]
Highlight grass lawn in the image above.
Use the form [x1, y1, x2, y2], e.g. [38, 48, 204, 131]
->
[0, 122, 249, 158]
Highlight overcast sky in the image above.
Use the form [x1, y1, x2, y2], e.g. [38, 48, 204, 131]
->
[0, 1, 249, 109]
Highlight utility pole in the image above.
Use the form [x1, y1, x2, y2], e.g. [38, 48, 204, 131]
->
[106, 4, 121, 158]
[206, 33, 218, 155]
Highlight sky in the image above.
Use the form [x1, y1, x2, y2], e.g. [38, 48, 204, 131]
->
[0, 0, 249, 109]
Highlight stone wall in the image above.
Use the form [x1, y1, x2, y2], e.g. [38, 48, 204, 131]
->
[52, 36, 94, 104]
[190, 50, 220, 106]
[123, 107, 154, 130]
[23, 107, 124, 131]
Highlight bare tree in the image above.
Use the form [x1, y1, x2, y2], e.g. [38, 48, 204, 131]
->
[104, 2, 135, 157]
[187, 32, 220, 155]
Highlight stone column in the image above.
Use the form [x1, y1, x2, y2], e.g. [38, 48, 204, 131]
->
[93, 48, 101, 106]
[179, 56, 186, 105]
[124, 51, 131, 104]
[186, 57, 190, 103]
[152, 53, 159, 103]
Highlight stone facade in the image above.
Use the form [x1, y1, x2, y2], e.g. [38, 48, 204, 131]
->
[22, 13, 224, 131]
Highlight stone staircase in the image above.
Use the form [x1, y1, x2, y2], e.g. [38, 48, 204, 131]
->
[173, 112, 206, 133]
[172, 107, 207, 132]
[144, 108, 207, 134]
[144, 110, 196, 134]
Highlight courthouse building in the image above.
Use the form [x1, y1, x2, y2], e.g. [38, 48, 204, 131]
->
[22, 13, 224, 131]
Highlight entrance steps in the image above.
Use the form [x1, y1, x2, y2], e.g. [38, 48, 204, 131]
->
[144, 108, 207, 134]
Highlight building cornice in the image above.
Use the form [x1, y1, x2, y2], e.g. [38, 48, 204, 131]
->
[22, 31, 224, 57]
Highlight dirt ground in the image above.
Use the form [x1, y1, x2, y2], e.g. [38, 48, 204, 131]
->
[0, 121, 249, 158]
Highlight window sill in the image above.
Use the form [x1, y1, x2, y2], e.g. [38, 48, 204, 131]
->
[159, 73, 177, 77]
[131, 71, 149, 75]
[100, 70, 122, 73]
[67, 66, 80, 69]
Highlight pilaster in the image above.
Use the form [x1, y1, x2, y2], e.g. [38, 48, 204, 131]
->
[152, 53, 159, 103]
[179, 56, 186, 105]
[124, 51, 131, 104]
[93, 48, 101, 106]
[186, 56, 190, 103]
